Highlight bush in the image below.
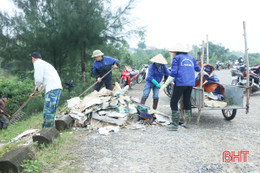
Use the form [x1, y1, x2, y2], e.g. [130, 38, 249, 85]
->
[0, 77, 43, 118]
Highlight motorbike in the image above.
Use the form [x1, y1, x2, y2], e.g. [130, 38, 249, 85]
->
[137, 64, 149, 83]
[120, 65, 139, 88]
[231, 64, 260, 93]
[226, 61, 231, 69]
[249, 65, 260, 92]
[231, 63, 247, 86]
[215, 61, 224, 70]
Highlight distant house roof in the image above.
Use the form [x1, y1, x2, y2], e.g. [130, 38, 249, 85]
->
[146, 46, 157, 50]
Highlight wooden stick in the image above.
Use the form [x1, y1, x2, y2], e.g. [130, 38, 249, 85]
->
[10, 94, 34, 123]
[243, 21, 250, 114]
[206, 35, 209, 64]
[59, 68, 114, 113]
[197, 41, 205, 125]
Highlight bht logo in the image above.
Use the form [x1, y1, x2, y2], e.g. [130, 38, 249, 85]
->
[223, 151, 249, 162]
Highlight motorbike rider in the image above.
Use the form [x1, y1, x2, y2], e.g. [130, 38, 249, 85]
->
[227, 60, 231, 69]
[140, 54, 170, 110]
[238, 56, 244, 65]
[92, 50, 119, 91]
[161, 43, 208, 131]
[215, 61, 221, 70]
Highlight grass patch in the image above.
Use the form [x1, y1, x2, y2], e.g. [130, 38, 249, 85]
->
[0, 113, 43, 143]
[0, 113, 43, 157]
[1, 112, 85, 172]
[23, 130, 84, 173]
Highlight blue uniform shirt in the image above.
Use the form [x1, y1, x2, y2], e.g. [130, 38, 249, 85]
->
[169, 54, 201, 86]
[93, 56, 119, 80]
[146, 63, 170, 87]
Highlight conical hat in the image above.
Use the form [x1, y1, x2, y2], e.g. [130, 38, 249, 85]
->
[150, 54, 168, 65]
[169, 43, 189, 53]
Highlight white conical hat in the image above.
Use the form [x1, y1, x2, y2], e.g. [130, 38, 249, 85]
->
[150, 54, 168, 64]
[169, 43, 189, 53]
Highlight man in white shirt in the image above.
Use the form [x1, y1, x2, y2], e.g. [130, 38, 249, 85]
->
[30, 52, 62, 128]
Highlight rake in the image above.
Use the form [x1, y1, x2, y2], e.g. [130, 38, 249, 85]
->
[9, 93, 35, 124]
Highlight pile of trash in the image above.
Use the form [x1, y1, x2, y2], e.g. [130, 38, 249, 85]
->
[66, 82, 171, 134]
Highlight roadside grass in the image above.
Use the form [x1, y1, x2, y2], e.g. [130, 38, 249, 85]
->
[0, 113, 43, 156]
[24, 130, 84, 173]
[0, 112, 85, 172]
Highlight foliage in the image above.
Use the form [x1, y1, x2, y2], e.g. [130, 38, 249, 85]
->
[131, 48, 171, 69]
[21, 159, 42, 173]
[191, 42, 260, 67]
[0, 0, 143, 86]
[0, 77, 44, 116]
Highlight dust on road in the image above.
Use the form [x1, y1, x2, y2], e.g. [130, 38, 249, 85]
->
[67, 69, 260, 173]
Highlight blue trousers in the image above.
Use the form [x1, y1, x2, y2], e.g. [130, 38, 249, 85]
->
[43, 89, 61, 128]
[142, 83, 160, 99]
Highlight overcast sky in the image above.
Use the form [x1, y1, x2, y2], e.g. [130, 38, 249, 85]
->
[128, 0, 260, 53]
[1, 0, 260, 53]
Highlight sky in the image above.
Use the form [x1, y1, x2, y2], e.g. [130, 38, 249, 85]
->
[1, 0, 260, 53]
[125, 0, 260, 53]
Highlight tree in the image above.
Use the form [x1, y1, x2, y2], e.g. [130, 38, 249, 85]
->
[0, 0, 143, 87]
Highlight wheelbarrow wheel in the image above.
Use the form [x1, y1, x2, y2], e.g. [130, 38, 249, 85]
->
[222, 109, 237, 120]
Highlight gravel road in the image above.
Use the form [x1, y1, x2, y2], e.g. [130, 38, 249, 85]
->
[69, 69, 260, 173]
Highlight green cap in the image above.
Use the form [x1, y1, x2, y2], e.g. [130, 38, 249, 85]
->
[92, 50, 104, 58]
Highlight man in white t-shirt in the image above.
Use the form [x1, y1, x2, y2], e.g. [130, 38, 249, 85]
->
[30, 52, 62, 128]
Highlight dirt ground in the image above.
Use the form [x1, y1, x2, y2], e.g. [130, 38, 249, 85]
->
[67, 69, 260, 173]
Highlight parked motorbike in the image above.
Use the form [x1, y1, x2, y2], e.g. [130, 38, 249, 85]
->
[120, 65, 139, 88]
[215, 61, 224, 70]
[137, 64, 149, 83]
[231, 64, 260, 92]
[249, 65, 260, 92]
[231, 64, 247, 86]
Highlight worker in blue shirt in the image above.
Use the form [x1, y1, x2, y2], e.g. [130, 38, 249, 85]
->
[141, 54, 170, 110]
[92, 50, 119, 91]
[161, 43, 208, 131]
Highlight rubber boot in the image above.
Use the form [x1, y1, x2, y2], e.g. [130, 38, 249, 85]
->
[167, 110, 180, 131]
[152, 99, 159, 110]
[141, 97, 147, 105]
[183, 110, 192, 128]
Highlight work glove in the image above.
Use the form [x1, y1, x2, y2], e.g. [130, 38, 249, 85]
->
[160, 76, 174, 91]
[151, 79, 161, 89]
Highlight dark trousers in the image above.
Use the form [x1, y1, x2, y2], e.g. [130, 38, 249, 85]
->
[170, 85, 193, 111]
[94, 78, 113, 91]
[0, 115, 9, 129]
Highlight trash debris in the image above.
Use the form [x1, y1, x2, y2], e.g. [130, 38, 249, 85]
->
[204, 97, 228, 108]
[125, 122, 146, 130]
[67, 97, 81, 108]
[8, 129, 40, 145]
[64, 82, 171, 133]
[68, 83, 137, 129]
[98, 126, 120, 135]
